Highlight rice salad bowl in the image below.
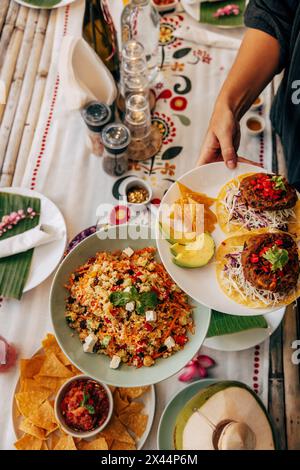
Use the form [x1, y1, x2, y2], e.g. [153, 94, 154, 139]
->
[50, 227, 211, 387]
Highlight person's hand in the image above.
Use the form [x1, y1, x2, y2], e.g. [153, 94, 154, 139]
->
[198, 104, 241, 168]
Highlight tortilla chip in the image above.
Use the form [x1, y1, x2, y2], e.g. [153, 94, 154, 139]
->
[56, 351, 71, 366]
[113, 390, 129, 415]
[177, 181, 215, 207]
[33, 375, 67, 393]
[79, 438, 108, 450]
[216, 229, 300, 308]
[20, 355, 45, 379]
[15, 390, 50, 416]
[119, 412, 148, 438]
[53, 434, 77, 450]
[41, 441, 49, 450]
[110, 440, 136, 450]
[20, 378, 50, 393]
[100, 415, 135, 445]
[19, 418, 46, 440]
[50, 432, 61, 450]
[119, 386, 149, 400]
[120, 401, 144, 415]
[27, 400, 57, 431]
[42, 334, 60, 354]
[14, 434, 43, 450]
[37, 352, 74, 378]
[69, 365, 82, 375]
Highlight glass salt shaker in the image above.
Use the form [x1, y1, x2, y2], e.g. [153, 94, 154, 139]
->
[102, 123, 131, 176]
[81, 101, 112, 157]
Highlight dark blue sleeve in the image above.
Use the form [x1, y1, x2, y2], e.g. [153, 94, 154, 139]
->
[244, 0, 298, 70]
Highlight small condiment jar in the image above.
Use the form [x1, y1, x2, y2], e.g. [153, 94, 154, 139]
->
[102, 123, 131, 176]
[81, 101, 112, 157]
[250, 95, 264, 111]
[123, 177, 152, 209]
[245, 114, 265, 136]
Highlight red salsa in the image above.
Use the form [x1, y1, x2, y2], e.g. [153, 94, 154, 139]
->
[60, 379, 110, 432]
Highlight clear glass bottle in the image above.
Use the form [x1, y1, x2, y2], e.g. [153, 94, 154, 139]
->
[121, 0, 160, 82]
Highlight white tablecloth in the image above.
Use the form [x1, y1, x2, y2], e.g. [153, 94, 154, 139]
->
[0, 0, 272, 450]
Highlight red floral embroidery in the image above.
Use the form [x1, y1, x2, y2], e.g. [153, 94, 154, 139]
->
[110, 205, 130, 225]
[170, 96, 187, 111]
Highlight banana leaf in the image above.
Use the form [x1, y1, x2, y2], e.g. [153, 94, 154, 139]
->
[207, 310, 268, 337]
[0, 193, 40, 300]
[200, 1, 246, 27]
[21, 0, 61, 7]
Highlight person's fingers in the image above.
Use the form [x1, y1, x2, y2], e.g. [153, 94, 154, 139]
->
[218, 131, 238, 169]
[198, 132, 221, 166]
[237, 156, 263, 168]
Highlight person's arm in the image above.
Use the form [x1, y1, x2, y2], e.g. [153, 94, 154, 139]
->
[198, 0, 298, 168]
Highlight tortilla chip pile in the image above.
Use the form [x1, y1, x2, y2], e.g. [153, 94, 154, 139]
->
[14, 334, 149, 450]
[174, 182, 217, 234]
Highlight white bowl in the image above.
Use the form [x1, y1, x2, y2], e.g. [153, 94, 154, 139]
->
[152, 0, 179, 13]
[250, 95, 264, 111]
[54, 375, 113, 439]
[123, 177, 153, 209]
[245, 114, 265, 136]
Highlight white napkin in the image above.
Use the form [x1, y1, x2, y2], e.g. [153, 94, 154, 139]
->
[0, 224, 65, 259]
[173, 24, 241, 49]
[58, 35, 117, 110]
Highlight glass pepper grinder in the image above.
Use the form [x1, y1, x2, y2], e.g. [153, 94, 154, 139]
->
[102, 123, 131, 176]
[81, 101, 113, 157]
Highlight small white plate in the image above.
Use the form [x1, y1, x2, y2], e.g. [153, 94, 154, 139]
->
[1, 187, 67, 293]
[204, 308, 286, 351]
[14, 0, 76, 10]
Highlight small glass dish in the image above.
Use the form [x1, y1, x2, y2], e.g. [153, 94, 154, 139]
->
[123, 178, 153, 209]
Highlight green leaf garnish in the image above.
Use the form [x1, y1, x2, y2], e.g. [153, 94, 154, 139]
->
[263, 246, 289, 271]
[271, 175, 286, 191]
[85, 404, 95, 415]
[80, 391, 89, 407]
[109, 286, 158, 314]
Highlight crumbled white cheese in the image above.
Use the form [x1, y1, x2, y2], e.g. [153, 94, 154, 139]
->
[125, 301, 135, 312]
[83, 333, 97, 353]
[123, 246, 134, 257]
[164, 336, 175, 350]
[110, 355, 121, 369]
[123, 286, 131, 293]
[145, 310, 157, 322]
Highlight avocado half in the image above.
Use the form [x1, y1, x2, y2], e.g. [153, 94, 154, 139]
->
[174, 381, 276, 450]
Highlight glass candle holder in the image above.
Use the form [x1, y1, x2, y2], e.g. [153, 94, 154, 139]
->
[81, 101, 112, 157]
[102, 123, 131, 176]
[121, 39, 145, 63]
[124, 94, 151, 140]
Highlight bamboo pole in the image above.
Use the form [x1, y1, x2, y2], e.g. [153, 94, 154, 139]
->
[283, 304, 300, 450]
[0, 2, 21, 71]
[0, 0, 10, 33]
[13, 9, 56, 186]
[0, 6, 28, 122]
[0, 8, 39, 170]
[0, 9, 50, 187]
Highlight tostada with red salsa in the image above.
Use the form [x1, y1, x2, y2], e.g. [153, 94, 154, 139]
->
[216, 172, 299, 234]
[216, 229, 300, 308]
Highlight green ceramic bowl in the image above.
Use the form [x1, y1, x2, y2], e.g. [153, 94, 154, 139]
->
[50, 225, 211, 387]
[157, 379, 217, 450]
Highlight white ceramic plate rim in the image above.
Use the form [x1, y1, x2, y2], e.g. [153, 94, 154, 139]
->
[50, 226, 211, 387]
[1, 187, 67, 292]
[11, 349, 156, 450]
[155, 162, 290, 316]
[157, 378, 218, 450]
[14, 0, 77, 9]
[204, 307, 286, 352]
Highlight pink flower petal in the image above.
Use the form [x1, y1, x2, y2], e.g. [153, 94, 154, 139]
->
[179, 364, 198, 382]
[197, 354, 215, 369]
[198, 365, 208, 378]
